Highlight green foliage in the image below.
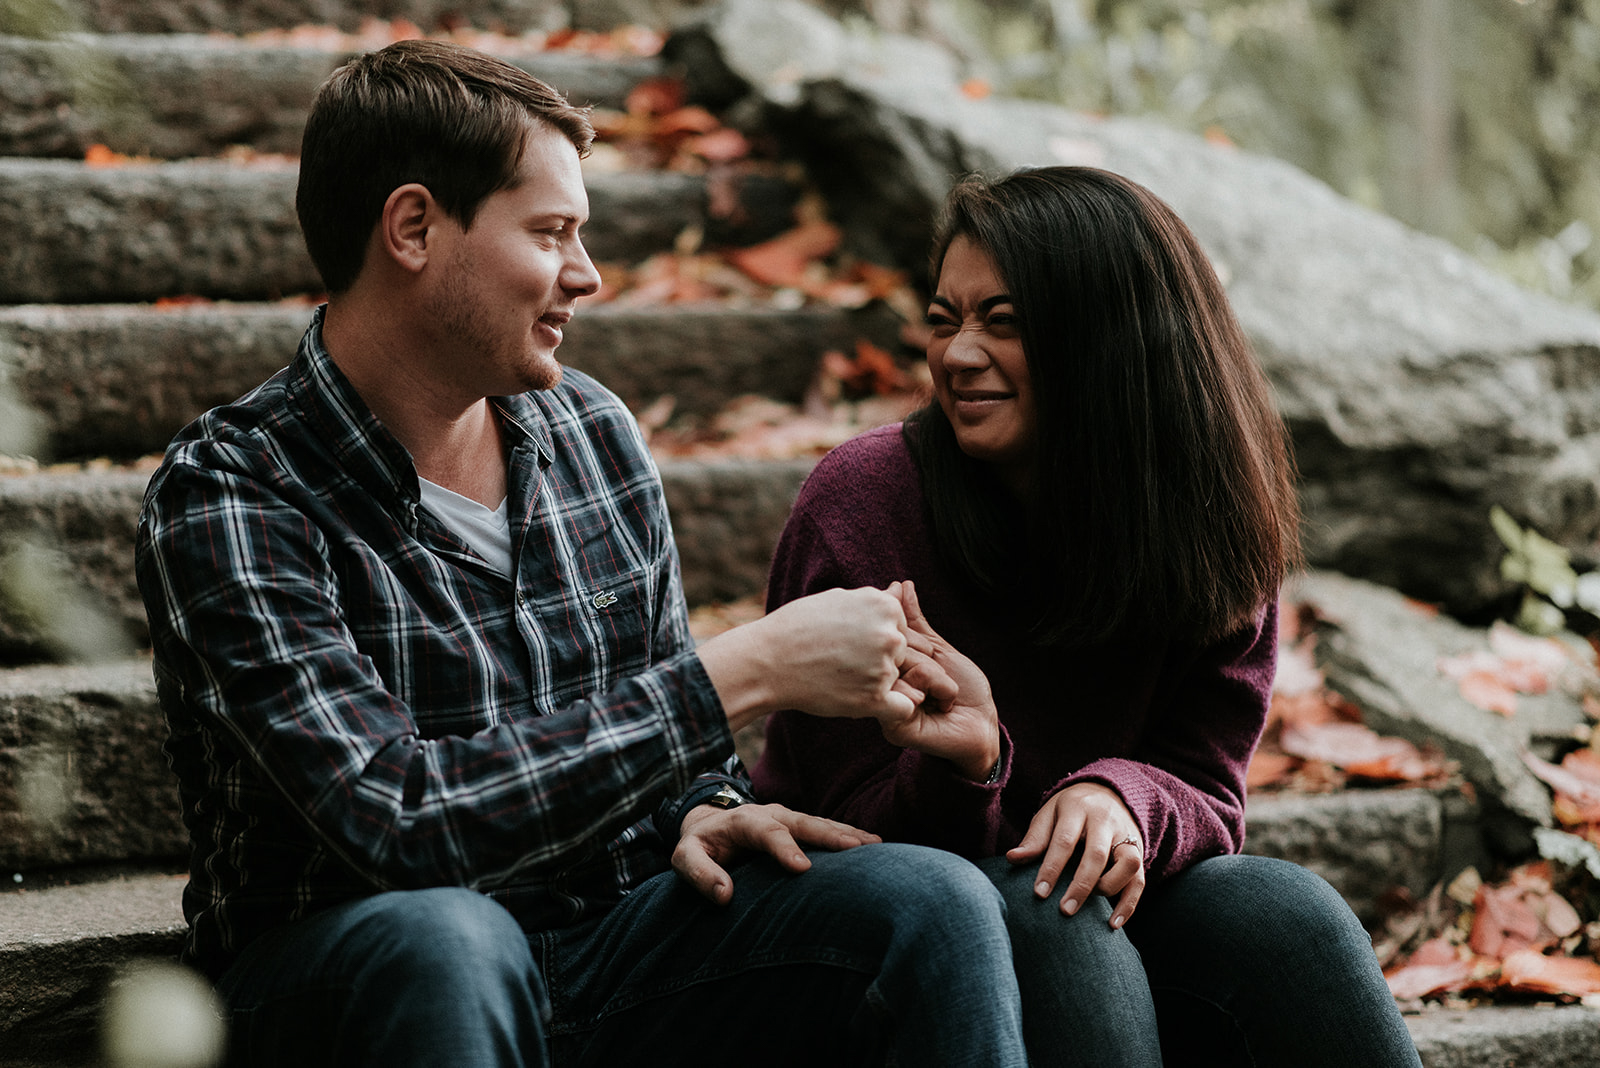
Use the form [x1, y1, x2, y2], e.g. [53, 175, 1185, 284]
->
[0, 0, 78, 37]
[1491, 505, 1600, 636]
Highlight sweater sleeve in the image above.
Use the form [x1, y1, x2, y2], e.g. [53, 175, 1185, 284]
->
[1050, 599, 1276, 883]
[751, 435, 1013, 856]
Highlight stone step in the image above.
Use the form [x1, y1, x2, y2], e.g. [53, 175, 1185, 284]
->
[2, 818, 1596, 1067]
[0, 32, 663, 158]
[40, 0, 641, 35]
[1407, 1004, 1600, 1067]
[0, 300, 899, 460]
[0, 868, 188, 1068]
[0, 159, 800, 302]
[0, 660, 180, 872]
[0, 456, 814, 660]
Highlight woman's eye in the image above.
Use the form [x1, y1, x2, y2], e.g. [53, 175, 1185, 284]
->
[925, 312, 957, 335]
[987, 313, 1019, 333]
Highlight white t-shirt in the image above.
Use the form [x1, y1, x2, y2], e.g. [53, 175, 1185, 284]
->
[418, 477, 513, 578]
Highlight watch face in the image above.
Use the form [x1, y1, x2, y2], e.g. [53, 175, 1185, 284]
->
[708, 786, 745, 808]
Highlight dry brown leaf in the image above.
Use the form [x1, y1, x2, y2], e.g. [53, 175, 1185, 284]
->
[1245, 750, 1297, 789]
[1456, 669, 1520, 716]
[1385, 947, 1476, 1001]
[1498, 950, 1600, 996]
[1278, 722, 1443, 783]
[1524, 749, 1600, 808]
[726, 221, 844, 288]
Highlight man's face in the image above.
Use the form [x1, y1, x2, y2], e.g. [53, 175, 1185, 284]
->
[423, 122, 601, 397]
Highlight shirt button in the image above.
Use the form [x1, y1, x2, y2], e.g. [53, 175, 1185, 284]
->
[516, 591, 526, 606]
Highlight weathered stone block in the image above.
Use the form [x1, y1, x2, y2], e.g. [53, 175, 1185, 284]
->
[0, 300, 896, 459]
[1290, 569, 1591, 827]
[0, 871, 187, 1066]
[0, 660, 183, 870]
[0, 160, 799, 301]
[0, 33, 661, 158]
[659, 456, 812, 605]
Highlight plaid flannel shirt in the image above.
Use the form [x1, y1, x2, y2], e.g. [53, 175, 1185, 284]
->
[136, 308, 741, 978]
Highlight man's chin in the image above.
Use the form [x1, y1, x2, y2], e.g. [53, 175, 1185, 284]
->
[518, 354, 563, 393]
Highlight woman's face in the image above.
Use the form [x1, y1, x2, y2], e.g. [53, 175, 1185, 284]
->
[926, 235, 1037, 492]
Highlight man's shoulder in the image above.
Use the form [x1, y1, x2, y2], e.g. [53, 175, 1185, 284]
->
[141, 356, 335, 519]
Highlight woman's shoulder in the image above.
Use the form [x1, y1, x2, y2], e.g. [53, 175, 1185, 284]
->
[791, 422, 925, 533]
[805, 422, 918, 492]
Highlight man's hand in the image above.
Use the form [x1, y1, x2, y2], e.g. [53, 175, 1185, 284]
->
[698, 585, 940, 731]
[878, 581, 1002, 781]
[672, 802, 882, 904]
[1006, 782, 1146, 929]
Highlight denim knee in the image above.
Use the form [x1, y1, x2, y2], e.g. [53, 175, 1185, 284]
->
[218, 888, 547, 1068]
[350, 887, 536, 982]
[1165, 855, 1366, 956]
[832, 843, 1009, 939]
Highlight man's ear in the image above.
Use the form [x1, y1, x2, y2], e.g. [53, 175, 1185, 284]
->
[378, 183, 442, 275]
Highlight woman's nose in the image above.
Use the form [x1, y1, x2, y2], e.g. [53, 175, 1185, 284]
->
[940, 325, 990, 371]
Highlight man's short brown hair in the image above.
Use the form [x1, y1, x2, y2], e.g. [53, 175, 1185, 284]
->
[295, 39, 594, 294]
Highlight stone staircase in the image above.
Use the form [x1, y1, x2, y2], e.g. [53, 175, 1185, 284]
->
[1, 3, 1597, 1065]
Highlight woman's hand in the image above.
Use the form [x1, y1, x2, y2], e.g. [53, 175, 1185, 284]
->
[1007, 782, 1146, 929]
[879, 581, 1003, 781]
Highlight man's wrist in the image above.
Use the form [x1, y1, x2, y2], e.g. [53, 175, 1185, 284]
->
[658, 778, 755, 842]
[696, 620, 781, 732]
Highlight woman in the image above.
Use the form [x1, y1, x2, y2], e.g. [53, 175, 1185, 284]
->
[751, 167, 1420, 1066]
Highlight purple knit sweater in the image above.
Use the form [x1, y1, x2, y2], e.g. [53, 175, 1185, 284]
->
[750, 424, 1277, 883]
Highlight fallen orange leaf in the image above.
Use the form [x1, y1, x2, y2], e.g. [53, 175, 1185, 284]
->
[686, 127, 751, 163]
[726, 221, 843, 288]
[1246, 749, 1297, 789]
[1456, 669, 1519, 716]
[1498, 950, 1600, 996]
[1279, 722, 1441, 782]
[1469, 883, 1547, 958]
[1385, 957, 1476, 1000]
[1523, 749, 1600, 808]
[654, 106, 721, 136]
[626, 77, 686, 117]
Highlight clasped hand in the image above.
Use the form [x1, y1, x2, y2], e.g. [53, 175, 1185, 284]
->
[893, 581, 1147, 928]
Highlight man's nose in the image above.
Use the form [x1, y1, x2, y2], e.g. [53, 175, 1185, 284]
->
[564, 239, 602, 297]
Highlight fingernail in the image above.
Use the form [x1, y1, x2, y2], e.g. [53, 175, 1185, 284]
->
[1035, 881, 1051, 898]
[1063, 897, 1079, 915]
[1111, 914, 1125, 929]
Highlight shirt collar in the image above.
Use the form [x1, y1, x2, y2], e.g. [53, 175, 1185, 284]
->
[284, 306, 556, 512]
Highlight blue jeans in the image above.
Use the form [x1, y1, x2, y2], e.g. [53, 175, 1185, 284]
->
[214, 842, 1026, 1067]
[977, 854, 1422, 1067]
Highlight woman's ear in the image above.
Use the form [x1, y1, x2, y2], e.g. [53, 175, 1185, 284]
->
[377, 183, 440, 275]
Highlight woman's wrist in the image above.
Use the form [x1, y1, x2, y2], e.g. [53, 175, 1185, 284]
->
[956, 741, 1002, 783]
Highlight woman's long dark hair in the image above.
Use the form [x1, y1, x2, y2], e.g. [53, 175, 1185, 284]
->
[906, 166, 1301, 646]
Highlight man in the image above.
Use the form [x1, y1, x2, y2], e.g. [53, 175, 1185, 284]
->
[135, 40, 1025, 1067]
